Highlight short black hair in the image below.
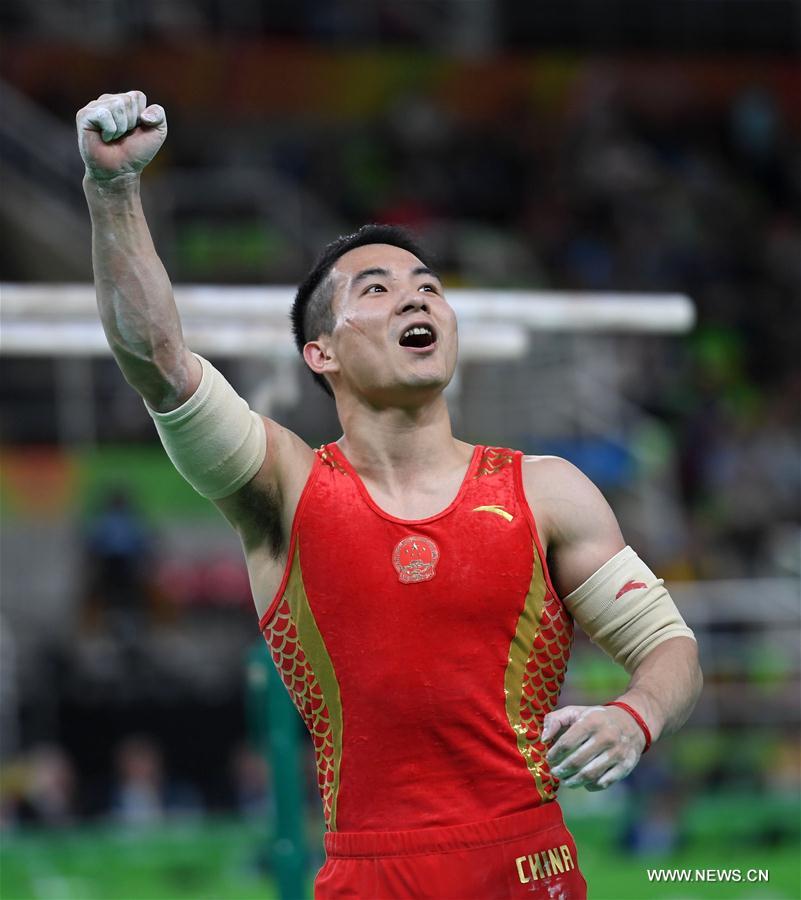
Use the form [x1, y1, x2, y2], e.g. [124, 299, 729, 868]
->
[290, 224, 431, 396]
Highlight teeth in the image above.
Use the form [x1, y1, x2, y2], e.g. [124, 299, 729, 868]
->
[402, 326, 433, 339]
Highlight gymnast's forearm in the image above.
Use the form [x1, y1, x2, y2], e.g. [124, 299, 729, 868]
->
[84, 173, 196, 411]
[616, 636, 702, 743]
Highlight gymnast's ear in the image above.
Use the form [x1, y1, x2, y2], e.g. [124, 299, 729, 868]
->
[304, 338, 339, 377]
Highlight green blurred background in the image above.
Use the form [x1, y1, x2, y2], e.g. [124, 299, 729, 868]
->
[1, 2, 799, 898]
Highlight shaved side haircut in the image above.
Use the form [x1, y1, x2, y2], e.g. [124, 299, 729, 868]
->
[290, 224, 431, 396]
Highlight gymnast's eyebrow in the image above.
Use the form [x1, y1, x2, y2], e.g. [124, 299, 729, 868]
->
[412, 266, 440, 281]
[353, 267, 391, 284]
[352, 265, 442, 285]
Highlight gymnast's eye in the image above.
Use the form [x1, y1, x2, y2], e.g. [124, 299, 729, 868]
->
[364, 284, 387, 295]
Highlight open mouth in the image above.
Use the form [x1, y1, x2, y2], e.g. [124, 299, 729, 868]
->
[399, 324, 436, 349]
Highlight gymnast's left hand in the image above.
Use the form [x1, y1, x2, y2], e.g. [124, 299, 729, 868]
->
[542, 704, 646, 791]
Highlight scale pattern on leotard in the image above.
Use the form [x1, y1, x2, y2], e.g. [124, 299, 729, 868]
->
[505, 547, 573, 802]
[519, 588, 573, 799]
[262, 551, 343, 829]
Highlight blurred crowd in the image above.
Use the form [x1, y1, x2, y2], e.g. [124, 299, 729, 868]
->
[0, 736, 273, 829]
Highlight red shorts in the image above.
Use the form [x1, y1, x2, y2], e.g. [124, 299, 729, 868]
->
[314, 802, 587, 899]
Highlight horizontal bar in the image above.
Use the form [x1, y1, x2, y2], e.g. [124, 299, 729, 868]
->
[0, 320, 530, 361]
[1, 283, 695, 333]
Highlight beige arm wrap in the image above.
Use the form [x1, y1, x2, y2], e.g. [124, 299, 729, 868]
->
[145, 354, 266, 500]
[563, 546, 695, 673]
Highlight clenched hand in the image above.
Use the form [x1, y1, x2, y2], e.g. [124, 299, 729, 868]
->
[76, 90, 167, 181]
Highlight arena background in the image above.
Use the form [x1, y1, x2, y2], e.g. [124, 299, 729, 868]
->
[1, 2, 799, 898]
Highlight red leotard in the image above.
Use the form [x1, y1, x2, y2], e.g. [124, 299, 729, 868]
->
[259, 444, 574, 836]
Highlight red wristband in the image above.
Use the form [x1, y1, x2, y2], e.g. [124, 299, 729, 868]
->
[605, 701, 652, 752]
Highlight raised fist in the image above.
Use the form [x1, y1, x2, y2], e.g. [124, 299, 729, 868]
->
[77, 91, 167, 181]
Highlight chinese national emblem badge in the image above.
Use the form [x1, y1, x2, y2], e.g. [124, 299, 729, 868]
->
[392, 535, 440, 584]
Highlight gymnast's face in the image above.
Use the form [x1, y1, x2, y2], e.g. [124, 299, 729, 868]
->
[306, 244, 458, 406]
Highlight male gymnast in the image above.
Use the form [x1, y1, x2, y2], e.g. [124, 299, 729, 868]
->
[77, 91, 703, 899]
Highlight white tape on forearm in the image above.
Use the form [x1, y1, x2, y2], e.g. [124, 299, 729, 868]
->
[145, 354, 266, 500]
[563, 546, 695, 673]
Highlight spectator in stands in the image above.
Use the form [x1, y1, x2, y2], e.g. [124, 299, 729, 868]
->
[83, 488, 153, 634]
[110, 735, 201, 825]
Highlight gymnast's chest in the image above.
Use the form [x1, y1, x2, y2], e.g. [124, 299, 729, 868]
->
[293, 486, 535, 647]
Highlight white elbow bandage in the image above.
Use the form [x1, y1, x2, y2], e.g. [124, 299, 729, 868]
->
[564, 546, 695, 673]
[145, 354, 267, 500]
